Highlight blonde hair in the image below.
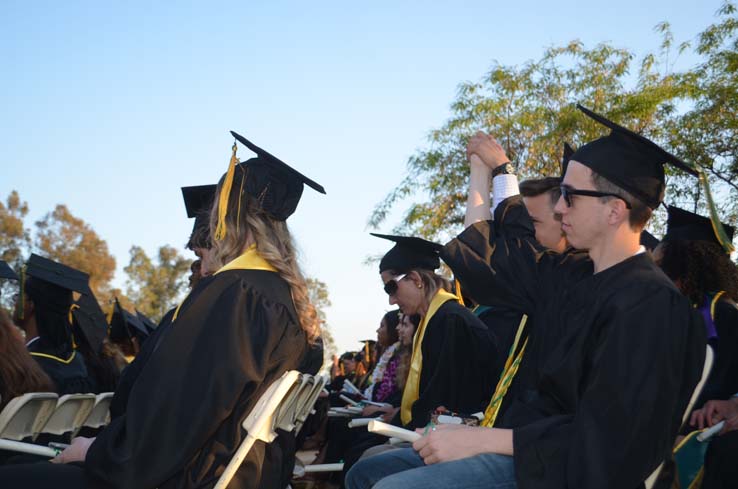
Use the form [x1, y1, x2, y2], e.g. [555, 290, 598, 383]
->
[208, 183, 321, 343]
[413, 269, 452, 308]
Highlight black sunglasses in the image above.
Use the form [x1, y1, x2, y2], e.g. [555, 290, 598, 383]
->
[383, 273, 407, 295]
[559, 185, 632, 209]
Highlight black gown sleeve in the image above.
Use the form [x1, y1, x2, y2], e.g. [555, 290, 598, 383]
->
[513, 286, 706, 489]
[85, 277, 302, 489]
[442, 196, 589, 314]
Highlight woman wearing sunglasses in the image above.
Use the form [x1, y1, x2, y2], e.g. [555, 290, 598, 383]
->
[370, 233, 500, 431]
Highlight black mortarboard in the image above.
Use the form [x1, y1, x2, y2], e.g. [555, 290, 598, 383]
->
[371, 233, 443, 273]
[136, 310, 157, 333]
[213, 132, 326, 238]
[182, 185, 217, 250]
[662, 206, 735, 249]
[639, 231, 660, 251]
[71, 294, 108, 354]
[570, 105, 698, 209]
[25, 254, 93, 296]
[109, 298, 149, 342]
[0, 260, 18, 280]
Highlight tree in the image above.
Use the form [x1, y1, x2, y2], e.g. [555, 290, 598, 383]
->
[124, 245, 191, 322]
[35, 204, 116, 300]
[0, 191, 31, 310]
[666, 2, 738, 223]
[307, 277, 336, 367]
[369, 5, 738, 244]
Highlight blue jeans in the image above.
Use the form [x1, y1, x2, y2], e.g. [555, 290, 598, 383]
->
[345, 447, 517, 489]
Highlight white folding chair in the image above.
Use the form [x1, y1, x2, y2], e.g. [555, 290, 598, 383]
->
[0, 392, 58, 441]
[213, 370, 300, 489]
[40, 393, 96, 437]
[274, 374, 313, 433]
[295, 376, 327, 434]
[74, 392, 114, 436]
[644, 345, 714, 489]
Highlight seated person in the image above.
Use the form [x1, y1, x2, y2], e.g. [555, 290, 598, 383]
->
[0, 308, 54, 409]
[347, 108, 706, 489]
[0, 132, 325, 488]
[13, 254, 97, 395]
[655, 206, 738, 405]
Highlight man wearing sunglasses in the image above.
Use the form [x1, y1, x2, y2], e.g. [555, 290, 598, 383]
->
[346, 106, 706, 489]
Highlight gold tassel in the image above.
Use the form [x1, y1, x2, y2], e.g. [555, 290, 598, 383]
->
[67, 304, 80, 349]
[214, 142, 239, 241]
[454, 279, 465, 306]
[699, 170, 735, 254]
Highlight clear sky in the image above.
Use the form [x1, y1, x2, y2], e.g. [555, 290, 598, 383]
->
[1, 0, 725, 353]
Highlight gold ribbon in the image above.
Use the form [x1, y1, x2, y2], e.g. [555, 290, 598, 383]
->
[171, 245, 276, 321]
[400, 289, 459, 425]
[481, 314, 528, 427]
[214, 142, 239, 241]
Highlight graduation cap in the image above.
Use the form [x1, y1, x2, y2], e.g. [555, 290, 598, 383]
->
[571, 105, 698, 209]
[212, 132, 326, 240]
[24, 254, 93, 297]
[182, 185, 217, 250]
[71, 293, 109, 354]
[371, 234, 443, 273]
[639, 230, 660, 252]
[136, 310, 157, 333]
[109, 298, 149, 342]
[662, 206, 735, 251]
[0, 260, 18, 280]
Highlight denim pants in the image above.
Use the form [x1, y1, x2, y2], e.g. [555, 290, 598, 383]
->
[345, 447, 517, 489]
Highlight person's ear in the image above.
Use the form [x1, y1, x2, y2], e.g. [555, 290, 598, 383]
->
[408, 271, 423, 289]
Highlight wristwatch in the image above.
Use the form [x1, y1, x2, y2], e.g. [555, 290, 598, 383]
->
[492, 162, 515, 178]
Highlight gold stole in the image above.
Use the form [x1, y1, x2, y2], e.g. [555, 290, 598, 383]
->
[400, 289, 459, 425]
[172, 245, 276, 321]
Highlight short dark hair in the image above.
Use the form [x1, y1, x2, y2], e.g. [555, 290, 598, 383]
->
[590, 171, 652, 231]
[519, 177, 562, 207]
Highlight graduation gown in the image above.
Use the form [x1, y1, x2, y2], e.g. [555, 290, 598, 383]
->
[85, 263, 309, 489]
[28, 340, 96, 395]
[404, 300, 500, 430]
[696, 297, 738, 407]
[442, 196, 706, 489]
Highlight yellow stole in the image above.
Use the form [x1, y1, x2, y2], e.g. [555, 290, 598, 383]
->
[400, 289, 459, 425]
[172, 245, 276, 321]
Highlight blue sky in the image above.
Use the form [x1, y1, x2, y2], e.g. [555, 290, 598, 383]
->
[1, 0, 725, 353]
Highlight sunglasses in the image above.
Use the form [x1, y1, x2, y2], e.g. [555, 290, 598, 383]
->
[559, 185, 632, 209]
[383, 274, 407, 295]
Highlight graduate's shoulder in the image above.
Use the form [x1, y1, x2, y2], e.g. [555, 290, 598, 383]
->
[433, 300, 490, 331]
[199, 269, 298, 321]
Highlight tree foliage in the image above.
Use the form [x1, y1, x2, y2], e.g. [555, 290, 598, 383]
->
[0, 191, 31, 309]
[307, 277, 336, 365]
[369, 3, 738, 244]
[35, 204, 117, 300]
[124, 245, 191, 322]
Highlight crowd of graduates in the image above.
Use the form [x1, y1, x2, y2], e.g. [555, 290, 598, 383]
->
[0, 109, 736, 488]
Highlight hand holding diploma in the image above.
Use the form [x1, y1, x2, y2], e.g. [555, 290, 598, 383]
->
[412, 424, 514, 465]
[51, 437, 95, 464]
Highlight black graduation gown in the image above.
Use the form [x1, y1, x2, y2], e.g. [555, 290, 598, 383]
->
[442, 196, 706, 489]
[28, 340, 97, 395]
[84, 269, 309, 489]
[696, 298, 738, 407]
[405, 300, 500, 430]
